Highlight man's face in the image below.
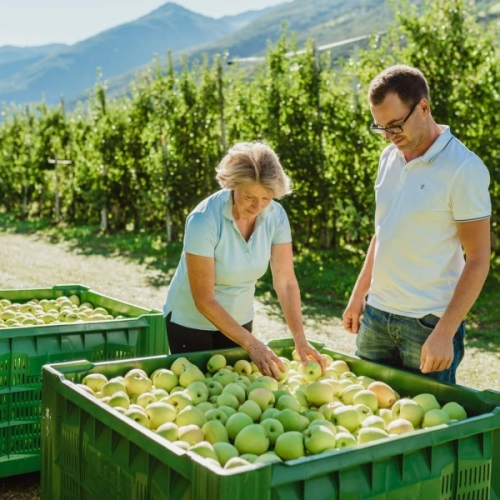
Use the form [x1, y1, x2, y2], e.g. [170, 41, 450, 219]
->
[370, 92, 425, 153]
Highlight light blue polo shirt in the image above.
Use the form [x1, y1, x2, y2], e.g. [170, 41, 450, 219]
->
[163, 189, 292, 330]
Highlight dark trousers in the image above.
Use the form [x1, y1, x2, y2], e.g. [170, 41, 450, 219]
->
[165, 313, 252, 353]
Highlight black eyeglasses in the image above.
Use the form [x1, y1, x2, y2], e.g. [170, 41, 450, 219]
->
[370, 102, 419, 135]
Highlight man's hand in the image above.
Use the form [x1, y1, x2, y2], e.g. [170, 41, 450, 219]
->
[246, 340, 286, 379]
[294, 341, 327, 372]
[420, 328, 454, 373]
[342, 297, 366, 334]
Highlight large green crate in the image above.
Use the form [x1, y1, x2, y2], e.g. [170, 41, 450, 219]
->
[41, 338, 500, 500]
[0, 284, 167, 478]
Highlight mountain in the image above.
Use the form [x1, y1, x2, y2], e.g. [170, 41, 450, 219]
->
[0, 44, 67, 65]
[0, 2, 269, 105]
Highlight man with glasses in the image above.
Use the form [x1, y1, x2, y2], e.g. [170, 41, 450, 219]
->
[343, 65, 491, 383]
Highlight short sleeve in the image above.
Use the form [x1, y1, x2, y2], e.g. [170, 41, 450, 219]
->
[272, 205, 292, 245]
[450, 156, 491, 222]
[184, 212, 218, 257]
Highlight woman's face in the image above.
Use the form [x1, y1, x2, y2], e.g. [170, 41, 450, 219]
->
[232, 182, 273, 218]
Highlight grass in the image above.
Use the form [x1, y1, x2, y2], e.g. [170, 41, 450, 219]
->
[1, 213, 499, 498]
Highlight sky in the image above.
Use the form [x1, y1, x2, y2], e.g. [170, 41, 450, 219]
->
[0, 0, 288, 48]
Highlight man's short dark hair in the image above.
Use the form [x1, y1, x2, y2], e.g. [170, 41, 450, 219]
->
[368, 65, 430, 107]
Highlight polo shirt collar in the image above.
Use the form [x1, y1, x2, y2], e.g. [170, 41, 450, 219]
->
[222, 189, 275, 221]
[396, 125, 454, 164]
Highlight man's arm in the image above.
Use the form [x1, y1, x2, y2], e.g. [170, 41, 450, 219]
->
[420, 218, 491, 373]
[342, 235, 377, 334]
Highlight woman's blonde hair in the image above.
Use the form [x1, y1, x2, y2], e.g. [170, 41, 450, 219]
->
[215, 141, 292, 199]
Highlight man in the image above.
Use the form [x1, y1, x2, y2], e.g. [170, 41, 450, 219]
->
[343, 65, 491, 383]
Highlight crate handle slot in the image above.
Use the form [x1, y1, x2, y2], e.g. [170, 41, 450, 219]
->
[266, 337, 325, 351]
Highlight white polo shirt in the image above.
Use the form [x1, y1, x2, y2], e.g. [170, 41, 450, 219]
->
[368, 126, 491, 318]
[163, 189, 292, 329]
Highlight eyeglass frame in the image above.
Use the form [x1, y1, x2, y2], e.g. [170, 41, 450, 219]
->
[369, 101, 419, 135]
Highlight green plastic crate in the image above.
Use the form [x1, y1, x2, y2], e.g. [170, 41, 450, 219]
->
[41, 338, 500, 500]
[0, 284, 168, 478]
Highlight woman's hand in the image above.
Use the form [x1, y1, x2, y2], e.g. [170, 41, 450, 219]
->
[294, 341, 327, 372]
[246, 339, 286, 379]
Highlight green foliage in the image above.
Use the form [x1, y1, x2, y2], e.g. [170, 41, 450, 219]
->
[0, 0, 498, 249]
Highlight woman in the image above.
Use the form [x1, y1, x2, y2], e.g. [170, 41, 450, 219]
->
[163, 141, 325, 378]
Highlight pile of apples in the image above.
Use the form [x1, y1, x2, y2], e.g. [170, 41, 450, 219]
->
[0, 295, 122, 328]
[74, 352, 469, 470]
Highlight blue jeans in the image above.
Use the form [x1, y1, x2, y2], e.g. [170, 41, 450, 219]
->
[356, 304, 465, 383]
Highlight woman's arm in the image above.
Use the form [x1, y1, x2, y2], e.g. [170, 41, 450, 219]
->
[186, 252, 285, 378]
[270, 243, 326, 371]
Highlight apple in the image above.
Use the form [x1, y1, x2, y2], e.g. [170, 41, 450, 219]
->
[124, 408, 150, 428]
[136, 392, 156, 408]
[144, 402, 177, 430]
[259, 418, 284, 446]
[178, 424, 205, 445]
[304, 381, 334, 407]
[170, 357, 191, 377]
[357, 376, 376, 389]
[352, 390, 379, 413]
[234, 375, 251, 387]
[422, 409, 451, 428]
[188, 441, 218, 461]
[442, 402, 467, 421]
[329, 360, 351, 375]
[238, 400, 262, 422]
[299, 361, 323, 382]
[224, 457, 251, 469]
[318, 401, 343, 420]
[152, 369, 179, 392]
[335, 432, 357, 449]
[293, 389, 309, 409]
[361, 415, 387, 430]
[124, 371, 153, 396]
[175, 405, 207, 428]
[247, 388, 275, 411]
[377, 408, 394, 426]
[206, 354, 227, 373]
[412, 393, 441, 413]
[206, 380, 224, 397]
[393, 399, 425, 428]
[357, 427, 389, 444]
[205, 408, 229, 425]
[354, 403, 373, 421]
[276, 395, 302, 413]
[196, 402, 215, 413]
[101, 379, 127, 398]
[179, 365, 205, 387]
[82, 373, 108, 392]
[387, 418, 414, 435]
[213, 369, 235, 387]
[368, 381, 397, 408]
[185, 381, 209, 405]
[254, 452, 282, 464]
[258, 376, 279, 392]
[304, 410, 326, 423]
[75, 384, 95, 397]
[234, 359, 253, 376]
[234, 424, 270, 455]
[246, 380, 270, 396]
[321, 378, 344, 397]
[217, 406, 237, 419]
[291, 350, 301, 362]
[108, 391, 130, 409]
[216, 392, 240, 410]
[213, 442, 239, 467]
[304, 424, 337, 454]
[239, 453, 258, 463]
[340, 384, 365, 405]
[222, 383, 246, 405]
[260, 407, 280, 421]
[273, 389, 291, 402]
[164, 392, 193, 413]
[225, 412, 253, 440]
[172, 441, 190, 451]
[275, 431, 305, 460]
[275, 409, 309, 432]
[151, 388, 169, 401]
[202, 420, 229, 444]
[331, 405, 361, 433]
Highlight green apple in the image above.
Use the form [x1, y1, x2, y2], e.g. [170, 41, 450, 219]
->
[152, 369, 179, 392]
[213, 369, 235, 387]
[224, 457, 251, 469]
[188, 441, 218, 461]
[318, 401, 343, 420]
[222, 383, 246, 405]
[206, 380, 224, 397]
[422, 409, 451, 428]
[216, 392, 240, 410]
[101, 379, 127, 398]
[206, 354, 227, 373]
[353, 390, 379, 413]
[124, 408, 150, 428]
[293, 389, 309, 409]
[308, 419, 337, 434]
[202, 420, 229, 444]
[234, 359, 253, 376]
[305, 381, 335, 407]
[239, 453, 258, 463]
[276, 395, 302, 413]
[331, 405, 361, 433]
[205, 408, 229, 425]
[213, 442, 239, 466]
[329, 360, 351, 375]
[151, 388, 169, 401]
[304, 410, 326, 423]
[260, 407, 280, 421]
[175, 405, 207, 428]
[247, 388, 275, 411]
[145, 402, 176, 430]
[234, 424, 270, 455]
[234, 375, 251, 387]
[291, 349, 301, 362]
[124, 371, 153, 396]
[368, 381, 397, 409]
[354, 403, 373, 422]
[335, 431, 357, 449]
[218, 406, 237, 419]
[238, 400, 262, 422]
[377, 408, 394, 426]
[225, 412, 253, 441]
[275, 431, 305, 460]
[156, 422, 179, 442]
[275, 409, 309, 432]
[259, 418, 284, 446]
[442, 401, 467, 421]
[185, 381, 209, 405]
[172, 440, 191, 451]
[179, 364, 205, 387]
[304, 424, 337, 454]
[164, 392, 193, 413]
[75, 383, 95, 397]
[257, 376, 278, 392]
[393, 399, 425, 428]
[412, 393, 441, 413]
[196, 402, 215, 413]
[387, 418, 414, 435]
[136, 392, 156, 409]
[178, 424, 205, 445]
[170, 357, 191, 377]
[82, 373, 108, 393]
[273, 389, 292, 403]
[254, 452, 282, 464]
[357, 427, 389, 444]
[108, 391, 130, 409]
[299, 360, 323, 382]
[361, 415, 387, 430]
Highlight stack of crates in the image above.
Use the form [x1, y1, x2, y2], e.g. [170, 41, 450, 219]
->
[0, 284, 168, 477]
[41, 338, 500, 500]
